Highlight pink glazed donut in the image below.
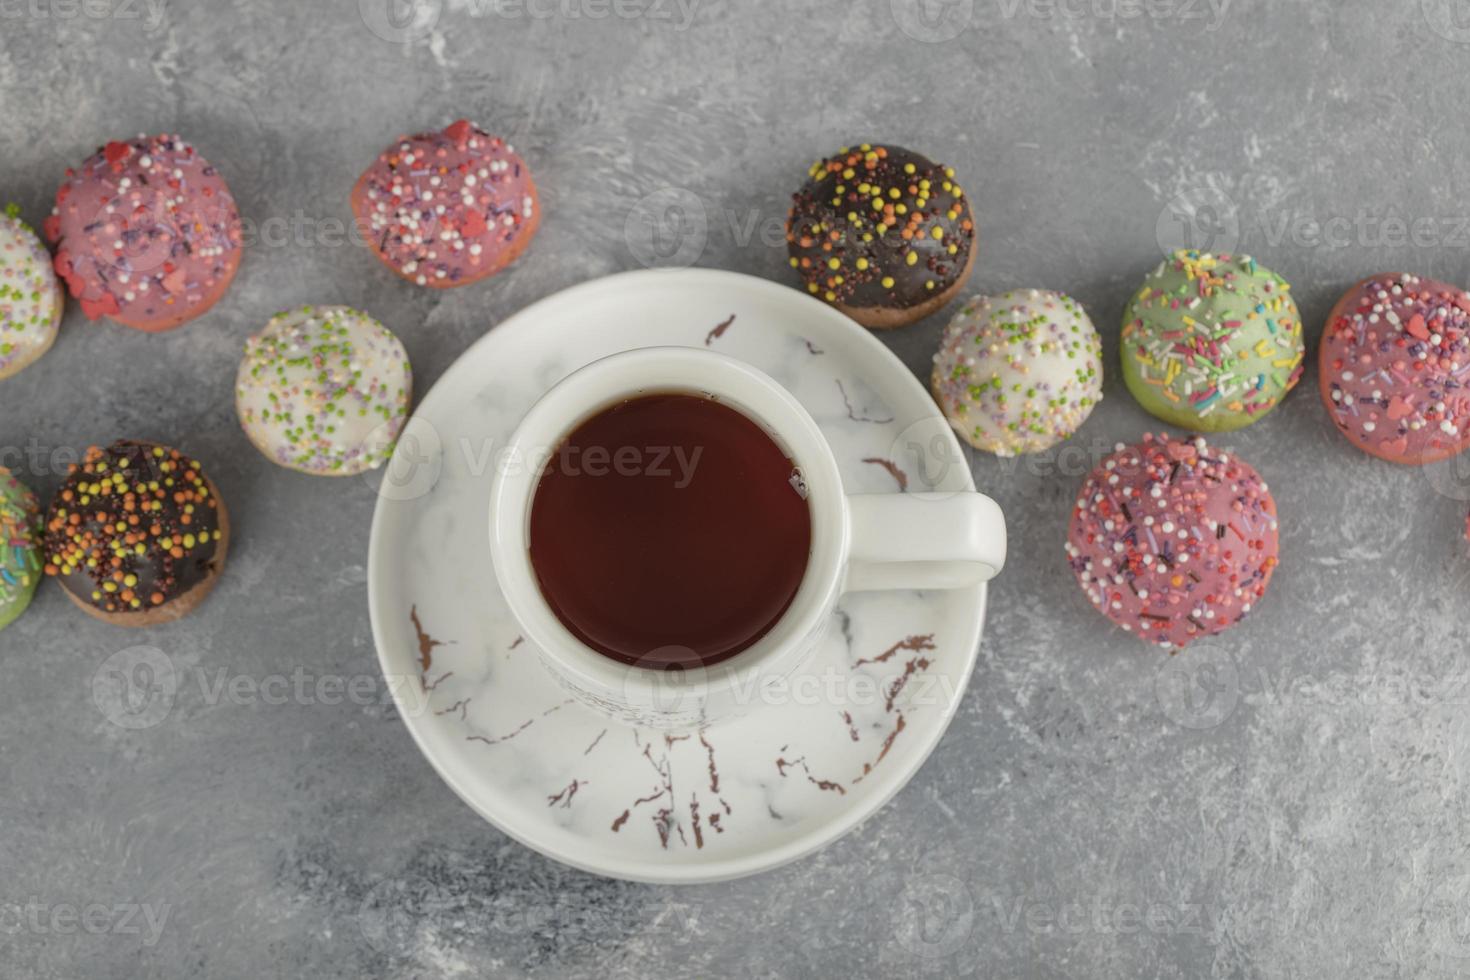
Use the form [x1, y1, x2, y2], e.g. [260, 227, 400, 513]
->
[46, 134, 242, 332]
[1319, 273, 1470, 465]
[1065, 432, 1280, 650]
[350, 119, 540, 288]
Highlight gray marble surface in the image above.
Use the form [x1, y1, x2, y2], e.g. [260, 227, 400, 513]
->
[3, 0, 1470, 976]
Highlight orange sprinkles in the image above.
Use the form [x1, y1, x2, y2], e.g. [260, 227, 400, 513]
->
[42, 441, 223, 615]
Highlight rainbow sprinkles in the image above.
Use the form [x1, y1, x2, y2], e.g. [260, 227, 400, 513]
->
[1122, 250, 1304, 433]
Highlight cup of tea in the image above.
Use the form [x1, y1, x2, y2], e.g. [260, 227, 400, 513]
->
[489, 347, 1006, 729]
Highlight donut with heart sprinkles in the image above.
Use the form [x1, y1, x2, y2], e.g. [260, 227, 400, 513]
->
[1065, 432, 1280, 650]
[785, 143, 976, 329]
[1319, 273, 1470, 465]
[43, 441, 229, 626]
[46, 134, 242, 332]
[351, 119, 540, 288]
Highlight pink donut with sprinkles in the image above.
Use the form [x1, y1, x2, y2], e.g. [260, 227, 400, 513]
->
[46, 134, 242, 332]
[1319, 273, 1470, 465]
[351, 119, 540, 288]
[1065, 433, 1280, 650]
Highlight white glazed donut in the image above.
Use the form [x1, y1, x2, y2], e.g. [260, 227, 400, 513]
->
[235, 305, 412, 476]
[931, 288, 1102, 456]
[0, 206, 62, 380]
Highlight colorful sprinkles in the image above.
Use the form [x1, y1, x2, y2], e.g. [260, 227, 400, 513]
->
[0, 468, 42, 631]
[1065, 432, 1280, 650]
[236, 305, 412, 476]
[1318, 273, 1470, 465]
[46, 134, 241, 329]
[1122, 250, 1304, 433]
[43, 442, 223, 614]
[351, 119, 539, 288]
[0, 204, 62, 378]
[785, 143, 975, 322]
[931, 289, 1102, 456]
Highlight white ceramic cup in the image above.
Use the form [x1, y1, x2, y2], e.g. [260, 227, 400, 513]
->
[489, 347, 1006, 729]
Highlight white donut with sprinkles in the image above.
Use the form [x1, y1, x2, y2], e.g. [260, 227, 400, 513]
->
[931, 289, 1103, 455]
[0, 205, 62, 380]
[235, 306, 412, 476]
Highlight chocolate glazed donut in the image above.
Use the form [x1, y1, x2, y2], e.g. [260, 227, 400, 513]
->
[785, 143, 977, 329]
[43, 440, 229, 627]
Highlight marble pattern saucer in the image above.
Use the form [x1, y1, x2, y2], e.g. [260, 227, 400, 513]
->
[368, 269, 988, 883]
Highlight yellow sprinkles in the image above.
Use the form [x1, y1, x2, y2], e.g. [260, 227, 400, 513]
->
[43, 442, 223, 614]
[785, 143, 976, 316]
[1121, 250, 1304, 432]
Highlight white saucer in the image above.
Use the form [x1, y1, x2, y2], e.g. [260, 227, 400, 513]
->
[367, 269, 987, 883]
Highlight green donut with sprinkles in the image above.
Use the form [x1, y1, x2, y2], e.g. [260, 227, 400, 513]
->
[0, 467, 42, 632]
[1121, 250, 1304, 432]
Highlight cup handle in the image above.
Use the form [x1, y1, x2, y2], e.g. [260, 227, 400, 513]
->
[844, 493, 1007, 592]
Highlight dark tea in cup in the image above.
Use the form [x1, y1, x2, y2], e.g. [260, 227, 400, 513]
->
[528, 392, 812, 670]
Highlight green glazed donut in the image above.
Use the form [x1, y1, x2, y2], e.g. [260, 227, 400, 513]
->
[1121, 250, 1304, 432]
[0, 467, 41, 632]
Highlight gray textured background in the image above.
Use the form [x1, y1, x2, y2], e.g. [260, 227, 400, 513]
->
[4, 0, 1470, 976]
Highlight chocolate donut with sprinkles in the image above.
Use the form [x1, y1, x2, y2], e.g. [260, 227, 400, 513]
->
[1065, 432, 1280, 650]
[1319, 273, 1470, 465]
[351, 119, 540, 288]
[1122, 250, 1304, 432]
[43, 441, 229, 626]
[46, 134, 242, 332]
[785, 143, 976, 329]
